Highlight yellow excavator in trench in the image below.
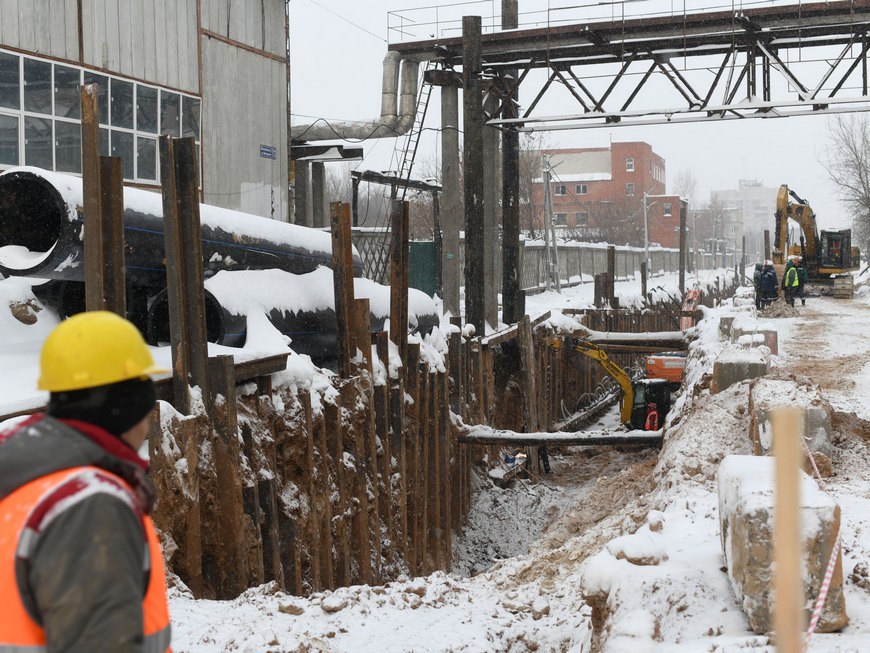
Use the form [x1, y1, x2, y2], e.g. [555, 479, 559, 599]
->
[548, 337, 670, 430]
[773, 185, 860, 280]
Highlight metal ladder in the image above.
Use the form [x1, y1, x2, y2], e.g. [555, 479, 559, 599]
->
[393, 60, 435, 200]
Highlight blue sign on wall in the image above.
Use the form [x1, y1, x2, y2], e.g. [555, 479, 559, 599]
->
[260, 144, 276, 160]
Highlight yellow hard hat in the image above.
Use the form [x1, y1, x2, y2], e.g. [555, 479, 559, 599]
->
[38, 311, 169, 392]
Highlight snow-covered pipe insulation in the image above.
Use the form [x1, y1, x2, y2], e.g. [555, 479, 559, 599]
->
[0, 167, 363, 283]
[290, 52, 420, 142]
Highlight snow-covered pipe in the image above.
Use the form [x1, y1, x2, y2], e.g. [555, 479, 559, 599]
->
[290, 52, 420, 142]
[0, 167, 363, 284]
[148, 268, 440, 358]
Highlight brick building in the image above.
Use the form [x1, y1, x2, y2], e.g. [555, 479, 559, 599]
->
[529, 141, 685, 248]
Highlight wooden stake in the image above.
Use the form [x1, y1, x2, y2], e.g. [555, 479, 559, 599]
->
[771, 407, 805, 653]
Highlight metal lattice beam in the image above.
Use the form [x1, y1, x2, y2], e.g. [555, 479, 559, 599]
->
[389, 0, 870, 131]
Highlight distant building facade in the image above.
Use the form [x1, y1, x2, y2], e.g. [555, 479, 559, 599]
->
[529, 141, 685, 248]
[709, 179, 776, 259]
[0, 1, 289, 221]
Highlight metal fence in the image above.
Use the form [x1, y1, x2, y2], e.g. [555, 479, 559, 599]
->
[351, 229, 726, 290]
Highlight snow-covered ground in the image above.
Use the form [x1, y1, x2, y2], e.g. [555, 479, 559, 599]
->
[6, 266, 870, 652]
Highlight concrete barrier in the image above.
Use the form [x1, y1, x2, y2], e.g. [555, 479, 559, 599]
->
[718, 455, 847, 633]
[748, 376, 834, 476]
[712, 345, 771, 394]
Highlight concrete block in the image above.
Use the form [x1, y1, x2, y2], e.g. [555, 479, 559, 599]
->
[749, 378, 834, 475]
[731, 317, 778, 354]
[711, 345, 770, 394]
[718, 316, 735, 339]
[718, 455, 847, 633]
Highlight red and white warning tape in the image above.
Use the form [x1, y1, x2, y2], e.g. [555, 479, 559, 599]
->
[800, 436, 841, 651]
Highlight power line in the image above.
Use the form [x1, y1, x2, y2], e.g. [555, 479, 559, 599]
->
[305, 0, 386, 43]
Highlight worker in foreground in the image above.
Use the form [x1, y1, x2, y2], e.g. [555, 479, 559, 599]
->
[0, 311, 172, 652]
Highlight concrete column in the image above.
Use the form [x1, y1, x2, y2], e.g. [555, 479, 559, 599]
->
[441, 85, 461, 317]
[295, 161, 312, 227]
[311, 162, 327, 228]
[483, 94, 500, 330]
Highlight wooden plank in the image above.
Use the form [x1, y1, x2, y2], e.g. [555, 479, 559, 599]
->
[771, 407, 804, 653]
[405, 343, 421, 569]
[158, 136, 191, 412]
[314, 406, 333, 589]
[323, 399, 350, 587]
[517, 316, 538, 432]
[480, 310, 551, 347]
[81, 84, 104, 312]
[457, 426, 663, 447]
[417, 368, 429, 574]
[339, 380, 372, 586]
[426, 370, 440, 572]
[354, 298, 373, 376]
[439, 371, 452, 568]
[373, 331, 394, 562]
[389, 200, 410, 367]
[174, 138, 210, 401]
[299, 390, 321, 592]
[331, 202, 355, 377]
[390, 374, 407, 565]
[99, 156, 126, 316]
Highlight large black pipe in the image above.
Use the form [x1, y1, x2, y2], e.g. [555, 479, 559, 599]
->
[0, 168, 363, 282]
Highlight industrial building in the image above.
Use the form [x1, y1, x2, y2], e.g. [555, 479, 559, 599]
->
[0, 1, 289, 221]
[530, 142, 685, 248]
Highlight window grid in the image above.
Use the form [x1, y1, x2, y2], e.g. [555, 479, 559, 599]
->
[626, 182, 635, 196]
[0, 48, 200, 185]
[576, 183, 588, 195]
[554, 184, 567, 196]
[625, 157, 634, 172]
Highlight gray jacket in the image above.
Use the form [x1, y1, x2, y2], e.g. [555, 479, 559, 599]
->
[0, 415, 161, 653]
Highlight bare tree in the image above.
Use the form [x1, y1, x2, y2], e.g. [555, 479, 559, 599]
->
[518, 132, 551, 238]
[823, 114, 870, 248]
[672, 168, 698, 207]
[325, 163, 354, 204]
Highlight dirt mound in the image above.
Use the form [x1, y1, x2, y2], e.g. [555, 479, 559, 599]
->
[760, 299, 799, 318]
[832, 410, 870, 444]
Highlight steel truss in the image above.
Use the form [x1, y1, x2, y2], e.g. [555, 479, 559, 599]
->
[389, 0, 870, 130]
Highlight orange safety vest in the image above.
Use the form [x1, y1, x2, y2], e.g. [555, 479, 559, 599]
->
[645, 411, 659, 431]
[0, 466, 171, 652]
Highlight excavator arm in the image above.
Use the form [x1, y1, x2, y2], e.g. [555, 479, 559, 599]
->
[548, 337, 634, 425]
[773, 185, 819, 267]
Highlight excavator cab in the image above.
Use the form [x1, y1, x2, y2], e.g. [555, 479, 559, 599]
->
[630, 378, 671, 430]
[819, 230, 854, 271]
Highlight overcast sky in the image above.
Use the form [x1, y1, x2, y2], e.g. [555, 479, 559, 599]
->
[289, 0, 864, 231]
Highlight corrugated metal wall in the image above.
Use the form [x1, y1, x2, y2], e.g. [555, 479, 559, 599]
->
[0, 0, 288, 221]
[0, 0, 79, 62]
[201, 38, 287, 220]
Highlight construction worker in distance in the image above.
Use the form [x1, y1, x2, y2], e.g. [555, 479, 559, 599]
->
[796, 256, 808, 306]
[645, 402, 660, 431]
[0, 311, 172, 652]
[760, 260, 778, 308]
[752, 262, 763, 310]
[782, 257, 800, 307]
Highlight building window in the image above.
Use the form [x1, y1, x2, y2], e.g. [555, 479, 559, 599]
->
[625, 157, 634, 172]
[554, 184, 567, 196]
[0, 48, 201, 184]
[575, 183, 588, 195]
[576, 211, 588, 225]
[626, 182, 635, 196]
[663, 202, 672, 216]
[554, 213, 567, 225]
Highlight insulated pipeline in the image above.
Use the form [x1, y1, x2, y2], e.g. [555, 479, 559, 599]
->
[0, 167, 363, 283]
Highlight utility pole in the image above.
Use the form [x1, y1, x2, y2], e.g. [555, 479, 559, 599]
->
[541, 155, 560, 292]
[501, 0, 521, 325]
[463, 16, 485, 333]
[643, 191, 650, 272]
